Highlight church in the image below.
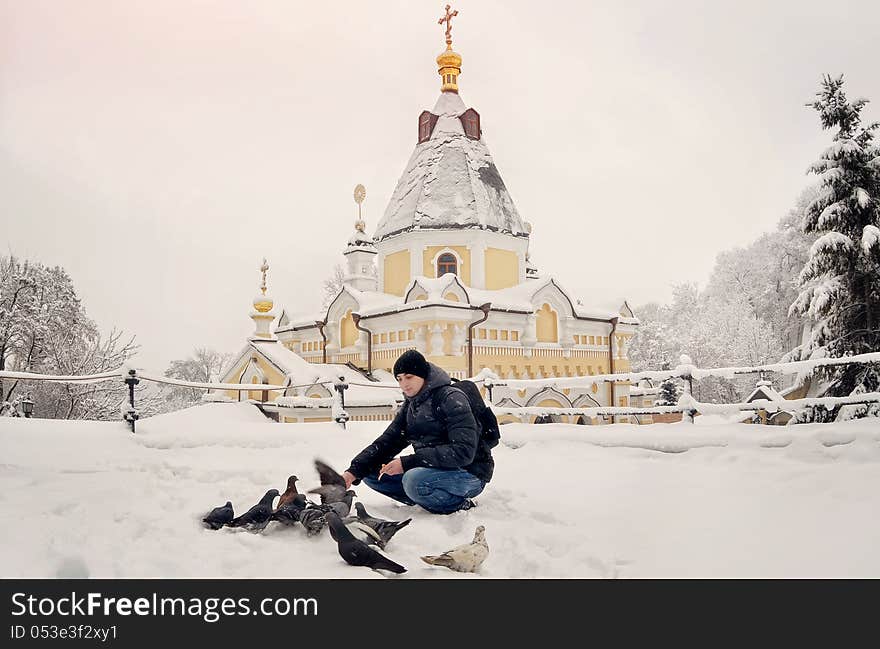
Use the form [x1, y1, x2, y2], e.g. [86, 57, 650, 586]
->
[217, 8, 639, 424]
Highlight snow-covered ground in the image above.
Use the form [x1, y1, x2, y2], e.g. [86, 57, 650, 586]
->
[2, 403, 879, 578]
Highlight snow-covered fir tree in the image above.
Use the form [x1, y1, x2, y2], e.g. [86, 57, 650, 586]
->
[788, 75, 880, 420]
[656, 379, 681, 406]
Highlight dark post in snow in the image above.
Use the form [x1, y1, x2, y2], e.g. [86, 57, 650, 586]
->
[123, 369, 139, 433]
[679, 354, 695, 424]
[484, 377, 494, 405]
[334, 375, 350, 429]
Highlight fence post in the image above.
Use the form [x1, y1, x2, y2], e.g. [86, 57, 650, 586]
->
[123, 369, 139, 433]
[484, 376, 494, 405]
[679, 354, 696, 424]
[333, 376, 350, 429]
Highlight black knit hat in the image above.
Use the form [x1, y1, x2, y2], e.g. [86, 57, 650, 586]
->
[393, 349, 431, 380]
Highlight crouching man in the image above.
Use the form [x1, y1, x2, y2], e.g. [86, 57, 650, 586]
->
[341, 350, 494, 514]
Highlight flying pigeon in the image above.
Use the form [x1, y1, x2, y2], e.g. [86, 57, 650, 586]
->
[351, 502, 412, 547]
[227, 489, 279, 532]
[325, 512, 407, 574]
[202, 501, 234, 530]
[307, 459, 348, 504]
[270, 493, 308, 525]
[276, 475, 300, 509]
[298, 507, 328, 536]
[420, 525, 489, 573]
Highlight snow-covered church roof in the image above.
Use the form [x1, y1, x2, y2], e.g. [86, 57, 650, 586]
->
[373, 91, 529, 242]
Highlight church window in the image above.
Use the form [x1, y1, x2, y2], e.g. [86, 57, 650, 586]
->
[437, 253, 457, 276]
[512, 331, 519, 341]
[459, 108, 481, 140]
[501, 330, 509, 341]
[418, 111, 439, 143]
[389, 332, 397, 342]
[478, 329, 487, 339]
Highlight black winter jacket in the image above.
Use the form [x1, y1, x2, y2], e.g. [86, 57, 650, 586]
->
[346, 364, 494, 483]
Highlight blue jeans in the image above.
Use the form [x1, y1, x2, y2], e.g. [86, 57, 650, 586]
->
[362, 467, 485, 514]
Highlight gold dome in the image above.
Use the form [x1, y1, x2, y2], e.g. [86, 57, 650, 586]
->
[437, 45, 462, 93]
[253, 295, 274, 314]
[436, 46, 462, 69]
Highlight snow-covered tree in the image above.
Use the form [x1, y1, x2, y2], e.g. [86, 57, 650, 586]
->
[788, 75, 880, 420]
[1, 254, 143, 420]
[163, 347, 233, 405]
[321, 264, 347, 311]
[656, 379, 681, 406]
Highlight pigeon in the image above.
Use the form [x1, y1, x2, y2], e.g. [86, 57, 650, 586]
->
[276, 475, 300, 509]
[325, 512, 407, 574]
[308, 459, 348, 504]
[270, 493, 308, 525]
[202, 501, 234, 530]
[329, 517, 383, 548]
[420, 525, 489, 573]
[319, 490, 356, 518]
[227, 489, 279, 532]
[298, 507, 328, 536]
[351, 502, 412, 547]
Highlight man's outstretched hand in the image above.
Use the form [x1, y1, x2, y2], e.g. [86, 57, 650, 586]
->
[378, 458, 404, 480]
[342, 471, 356, 489]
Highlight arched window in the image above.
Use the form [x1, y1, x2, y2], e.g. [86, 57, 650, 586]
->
[437, 253, 457, 276]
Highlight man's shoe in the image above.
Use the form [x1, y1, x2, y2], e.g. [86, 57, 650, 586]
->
[459, 498, 477, 511]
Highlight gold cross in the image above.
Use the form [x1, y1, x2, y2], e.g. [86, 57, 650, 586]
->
[438, 4, 458, 46]
[260, 258, 269, 295]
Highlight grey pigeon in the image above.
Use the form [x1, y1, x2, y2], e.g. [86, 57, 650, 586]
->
[202, 501, 234, 530]
[298, 507, 327, 536]
[329, 517, 383, 548]
[325, 512, 407, 574]
[353, 502, 412, 547]
[276, 475, 300, 509]
[319, 490, 356, 518]
[270, 493, 308, 525]
[421, 525, 489, 573]
[227, 489, 279, 532]
[308, 459, 348, 504]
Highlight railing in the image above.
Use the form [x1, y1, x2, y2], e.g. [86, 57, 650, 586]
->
[3, 351, 878, 431]
[477, 352, 880, 424]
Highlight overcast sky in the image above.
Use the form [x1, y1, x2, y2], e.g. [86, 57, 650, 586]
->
[2, 0, 879, 371]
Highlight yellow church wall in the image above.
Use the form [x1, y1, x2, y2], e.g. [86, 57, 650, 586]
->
[340, 310, 357, 348]
[536, 304, 559, 342]
[223, 354, 286, 402]
[383, 250, 411, 296]
[423, 246, 471, 285]
[484, 247, 519, 290]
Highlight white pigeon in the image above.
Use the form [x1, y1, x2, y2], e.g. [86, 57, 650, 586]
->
[420, 525, 488, 573]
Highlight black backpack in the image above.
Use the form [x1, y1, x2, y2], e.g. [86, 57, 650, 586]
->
[425, 378, 501, 449]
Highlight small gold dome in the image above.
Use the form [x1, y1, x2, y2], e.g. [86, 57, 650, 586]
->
[436, 45, 462, 93]
[253, 295, 274, 313]
[436, 45, 462, 69]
